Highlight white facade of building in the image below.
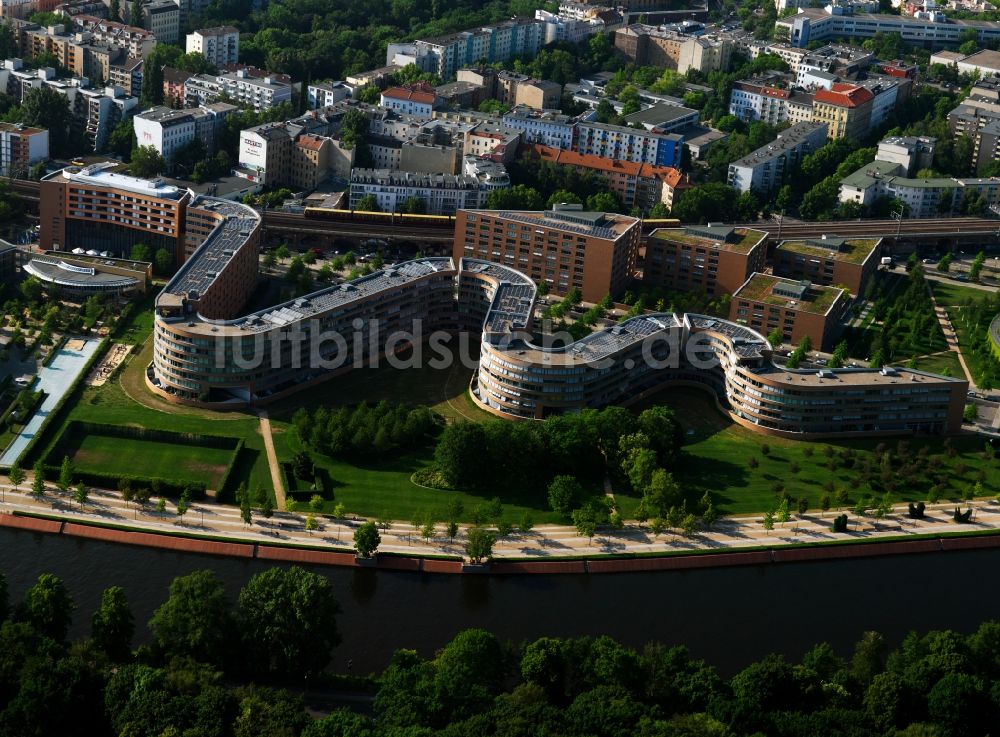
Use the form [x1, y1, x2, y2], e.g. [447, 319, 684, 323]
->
[535, 9, 609, 44]
[727, 121, 828, 194]
[186, 26, 240, 67]
[185, 69, 292, 112]
[133, 103, 235, 167]
[386, 19, 545, 80]
[502, 107, 576, 149]
[348, 168, 499, 215]
[380, 88, 436, 117]
[308, 81, 350, 109]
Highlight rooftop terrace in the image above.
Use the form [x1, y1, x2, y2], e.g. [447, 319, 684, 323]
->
[651, 226, 768, 254]
[733, 273, 845, 315]
[776, 236, 880, 264]
[59, 163, 184, 200]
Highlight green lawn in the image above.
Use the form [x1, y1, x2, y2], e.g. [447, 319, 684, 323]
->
[266, 342, 493, 424]
[66, 379, 269, 494]
[637, 389, 1000, 517]
[894, 351, 963, 377]
[281, 427, 604, 524]
[930, 280, 997, 306]
[59, 432, 235, 488]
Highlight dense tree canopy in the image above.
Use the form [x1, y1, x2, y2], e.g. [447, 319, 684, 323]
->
[148, 570, 235, 667]
[238, 567, 342, 680]
[0, 564, 995, 736]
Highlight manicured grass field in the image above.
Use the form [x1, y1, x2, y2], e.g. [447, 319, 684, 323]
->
[61, 432, 234, 487]
[895, 351, 964, 377]
[67, 367, 272, 493]
[266, 341, 493, 425]
[930, 280, 997, 306]
[635, 390, 1000, 517]
[282, 428, 604, 524]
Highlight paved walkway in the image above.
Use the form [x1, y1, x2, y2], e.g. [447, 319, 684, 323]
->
[257, 410, 286, 509]
[927, 284, 976, 390]
[1, 476, 998, 561]
[0, 337, 102, 466]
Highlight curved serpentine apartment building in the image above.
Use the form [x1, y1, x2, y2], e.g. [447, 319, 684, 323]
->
[147, 221, 967, 438]
[150, 207, 967, 436]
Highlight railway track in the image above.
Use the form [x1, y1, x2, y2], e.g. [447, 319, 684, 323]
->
[7, 177, 1000, 241]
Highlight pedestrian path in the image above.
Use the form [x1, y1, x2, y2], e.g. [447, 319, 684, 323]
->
[258, 410, 286, 509]
[1, 475, 997, 562]
[927, 284, 976, 389]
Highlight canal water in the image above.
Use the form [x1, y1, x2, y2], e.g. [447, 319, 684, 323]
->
[0, 527, 996, 675]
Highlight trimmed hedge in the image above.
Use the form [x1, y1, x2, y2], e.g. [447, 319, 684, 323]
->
[0, 389, 45, 433]
[282, 462, 332, 499]
[215, 439, 247, 502]
[42, 420, 243, 500]
[39, 466, 208, 500]
[53, 421, 241, 450]
[41, 336, 67, 367]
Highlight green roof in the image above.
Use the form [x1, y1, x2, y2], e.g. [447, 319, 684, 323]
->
[777, 237, 880, 265]
[652, 227, 767, 254]
[734, 273, 844, 315]
[840, 159, 962, 190]
[839, 160, 904, 189]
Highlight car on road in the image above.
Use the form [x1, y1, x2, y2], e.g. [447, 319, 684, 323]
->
[14, 377, 30, 386]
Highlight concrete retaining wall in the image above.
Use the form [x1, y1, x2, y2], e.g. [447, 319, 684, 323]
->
[2, 512, 999, 575]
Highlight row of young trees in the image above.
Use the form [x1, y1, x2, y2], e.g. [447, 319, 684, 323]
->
[293, 401, 441, 460]
[864, 264, 943, 368]
[950, 291, 1000, 390]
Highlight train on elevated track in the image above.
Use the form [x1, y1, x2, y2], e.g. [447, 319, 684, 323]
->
[302, 207, 681, 232]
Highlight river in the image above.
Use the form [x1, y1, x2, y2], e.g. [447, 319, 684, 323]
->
[0, 527, 996, 675]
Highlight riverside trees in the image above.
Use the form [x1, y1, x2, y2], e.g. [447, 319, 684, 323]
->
[0, 562, 996, 735]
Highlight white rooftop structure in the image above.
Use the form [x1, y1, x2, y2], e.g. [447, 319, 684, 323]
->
[60, 163, 184, 199]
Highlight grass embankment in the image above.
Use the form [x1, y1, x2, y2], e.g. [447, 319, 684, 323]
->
[644, 392, 999, 516]
[929, 280, 996, 307]
[69, 357, 272, 493]
[895, 351, 964, 377]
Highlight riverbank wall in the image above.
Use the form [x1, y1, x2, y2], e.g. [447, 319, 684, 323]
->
[5, 512, 1000, 575]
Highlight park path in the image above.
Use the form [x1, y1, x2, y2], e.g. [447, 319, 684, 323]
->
[258, 410, 286, 509]
[926, 283, 976, 390]
[3, 474, 1000, 562]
